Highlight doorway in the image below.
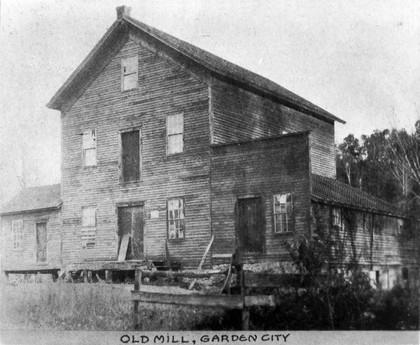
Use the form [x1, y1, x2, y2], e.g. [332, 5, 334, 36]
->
[236, 197, 264, 253]
[118, 205, 144, 260]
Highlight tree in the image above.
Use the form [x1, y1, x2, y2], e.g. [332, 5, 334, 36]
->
[336, 134, 365, 187]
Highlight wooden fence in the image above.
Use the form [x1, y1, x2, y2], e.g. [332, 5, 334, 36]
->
[131, 265, 282, 330]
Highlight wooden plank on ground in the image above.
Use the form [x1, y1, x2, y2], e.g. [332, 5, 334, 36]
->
[141, 268, 228, 279]
[189, 235, 214, 289]
[118, 234, 130, 262]
[131, 291, 243, 309]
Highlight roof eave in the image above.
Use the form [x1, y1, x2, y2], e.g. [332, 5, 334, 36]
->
[0, 202, 62, 216]
[46, 19, 125, 111]
[310, 195, 403, 218]
[47, 16, 345, 124]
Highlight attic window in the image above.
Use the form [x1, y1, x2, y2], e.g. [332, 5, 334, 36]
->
[273, 193, 293, 233]
[122, 55, 138, 91]
[12, 219, 23, 250]
[82, 130, 97, 166]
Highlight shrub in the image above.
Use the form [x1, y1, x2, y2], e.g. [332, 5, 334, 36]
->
[368, 285, 419, 330]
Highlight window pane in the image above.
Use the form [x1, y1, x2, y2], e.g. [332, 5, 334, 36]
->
[123, 74, 138, 91]
[84, 148, 97, 166]
[167, 114, 183, 135]
[122, 56, 138, 74]
[82, 207, 96, 227]
[83, 130, 96, 149]
[168, 134, 183, 154]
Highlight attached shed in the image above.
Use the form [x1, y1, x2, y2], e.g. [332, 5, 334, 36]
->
[311, 174, 419, 289]
[1, 184, 62, 277]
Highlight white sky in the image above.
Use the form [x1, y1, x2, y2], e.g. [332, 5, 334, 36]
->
[0, 0, 419, 203]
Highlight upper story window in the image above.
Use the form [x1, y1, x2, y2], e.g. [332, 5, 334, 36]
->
[83, 130, 97, 166]
[122, 55, 138, 91]
[120, 129, 141, 183]
[167, 113, 184, 155]
[167, 198, 185, 240]
[332, 207, 342, 229]
[273, 193, 293, 233]
[12, 219, 23, 250]
[82, 206, 96, 249]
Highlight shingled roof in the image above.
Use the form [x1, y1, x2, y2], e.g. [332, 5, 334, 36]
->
[47, 8, 345, 125]
[1, 184, 61, 215]
[311, 174, 401, 217]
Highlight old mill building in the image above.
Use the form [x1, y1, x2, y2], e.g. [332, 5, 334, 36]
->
[1, 6, 418, 289]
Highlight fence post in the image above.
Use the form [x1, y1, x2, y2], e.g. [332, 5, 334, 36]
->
[239, 266, 250, 330]
[133, 268, 142, 330]
[105, 270, 112, 283]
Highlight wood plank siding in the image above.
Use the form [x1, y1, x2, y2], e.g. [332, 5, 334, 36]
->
[210, 133, 311, 263]
[61, 38, 211, 267]
[210, 79, 336, 178]
[0, 209, 62, 271]
[312, 202, 418, 267]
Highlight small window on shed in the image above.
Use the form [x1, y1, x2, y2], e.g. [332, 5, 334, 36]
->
[81, 207, 96, 249]
[273, 193, 293, 233]
[122, 55, 138, 91]
[167, 198, 185, 240]
[332, 207, 342, 229]
[82, 130, 97, 166]
[167, 113, 184, 155]
[11, 219, 23, 250]
[397, 219, 404, 237]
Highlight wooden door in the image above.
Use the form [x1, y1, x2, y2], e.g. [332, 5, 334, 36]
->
[118, 206, 144, 260]
[236, 198, 264, 253]
[36, 223, 47, 263]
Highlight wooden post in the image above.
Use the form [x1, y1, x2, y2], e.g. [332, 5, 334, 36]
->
[105, 270, 112, 283]
[133, 268, 142, 330]
[189, 235, 214, 290]
[87, 270, 92, 283]
[240, 268, 249, 330]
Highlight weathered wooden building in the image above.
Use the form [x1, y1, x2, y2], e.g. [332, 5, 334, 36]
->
[0, 184, 62, 277]
[3, 6, 416, 287]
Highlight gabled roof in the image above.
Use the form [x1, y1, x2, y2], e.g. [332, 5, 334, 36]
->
[311, 174, 401, 217]
[47, 11, 345, 124]
[1, 184, 61, 215]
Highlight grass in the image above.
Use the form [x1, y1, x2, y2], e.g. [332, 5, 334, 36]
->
[0, 280, 225, 331]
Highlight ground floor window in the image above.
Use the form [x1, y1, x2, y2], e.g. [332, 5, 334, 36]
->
[273, 193, 293, 233]
[167, 198, 185, 240]
[12, 219, 23, 250]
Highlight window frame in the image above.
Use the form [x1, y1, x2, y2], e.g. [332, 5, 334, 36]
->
[332, 207, 343, 231]
[273, 193, 294, 234]
[167, 197, 186, 241]
[82, 129, 97, 167]
[81, 206, 97, 249]
[11, 219, 24, 251]
[121, 55, 138, 91]
[119, 127, 142, 183]
[166, 113, 184, 155]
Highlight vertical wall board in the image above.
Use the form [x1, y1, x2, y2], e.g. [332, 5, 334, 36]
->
[210, 133, 311, 261]
[0, 209, 62, 271]
[61, 38, 211, 267]
[211, 79, 336, 178]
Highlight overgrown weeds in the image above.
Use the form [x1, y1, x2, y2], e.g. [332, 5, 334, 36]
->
[0, 281, 225, 331]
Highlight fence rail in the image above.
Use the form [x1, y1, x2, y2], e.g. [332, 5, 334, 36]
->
[131, 265, 281, 330]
